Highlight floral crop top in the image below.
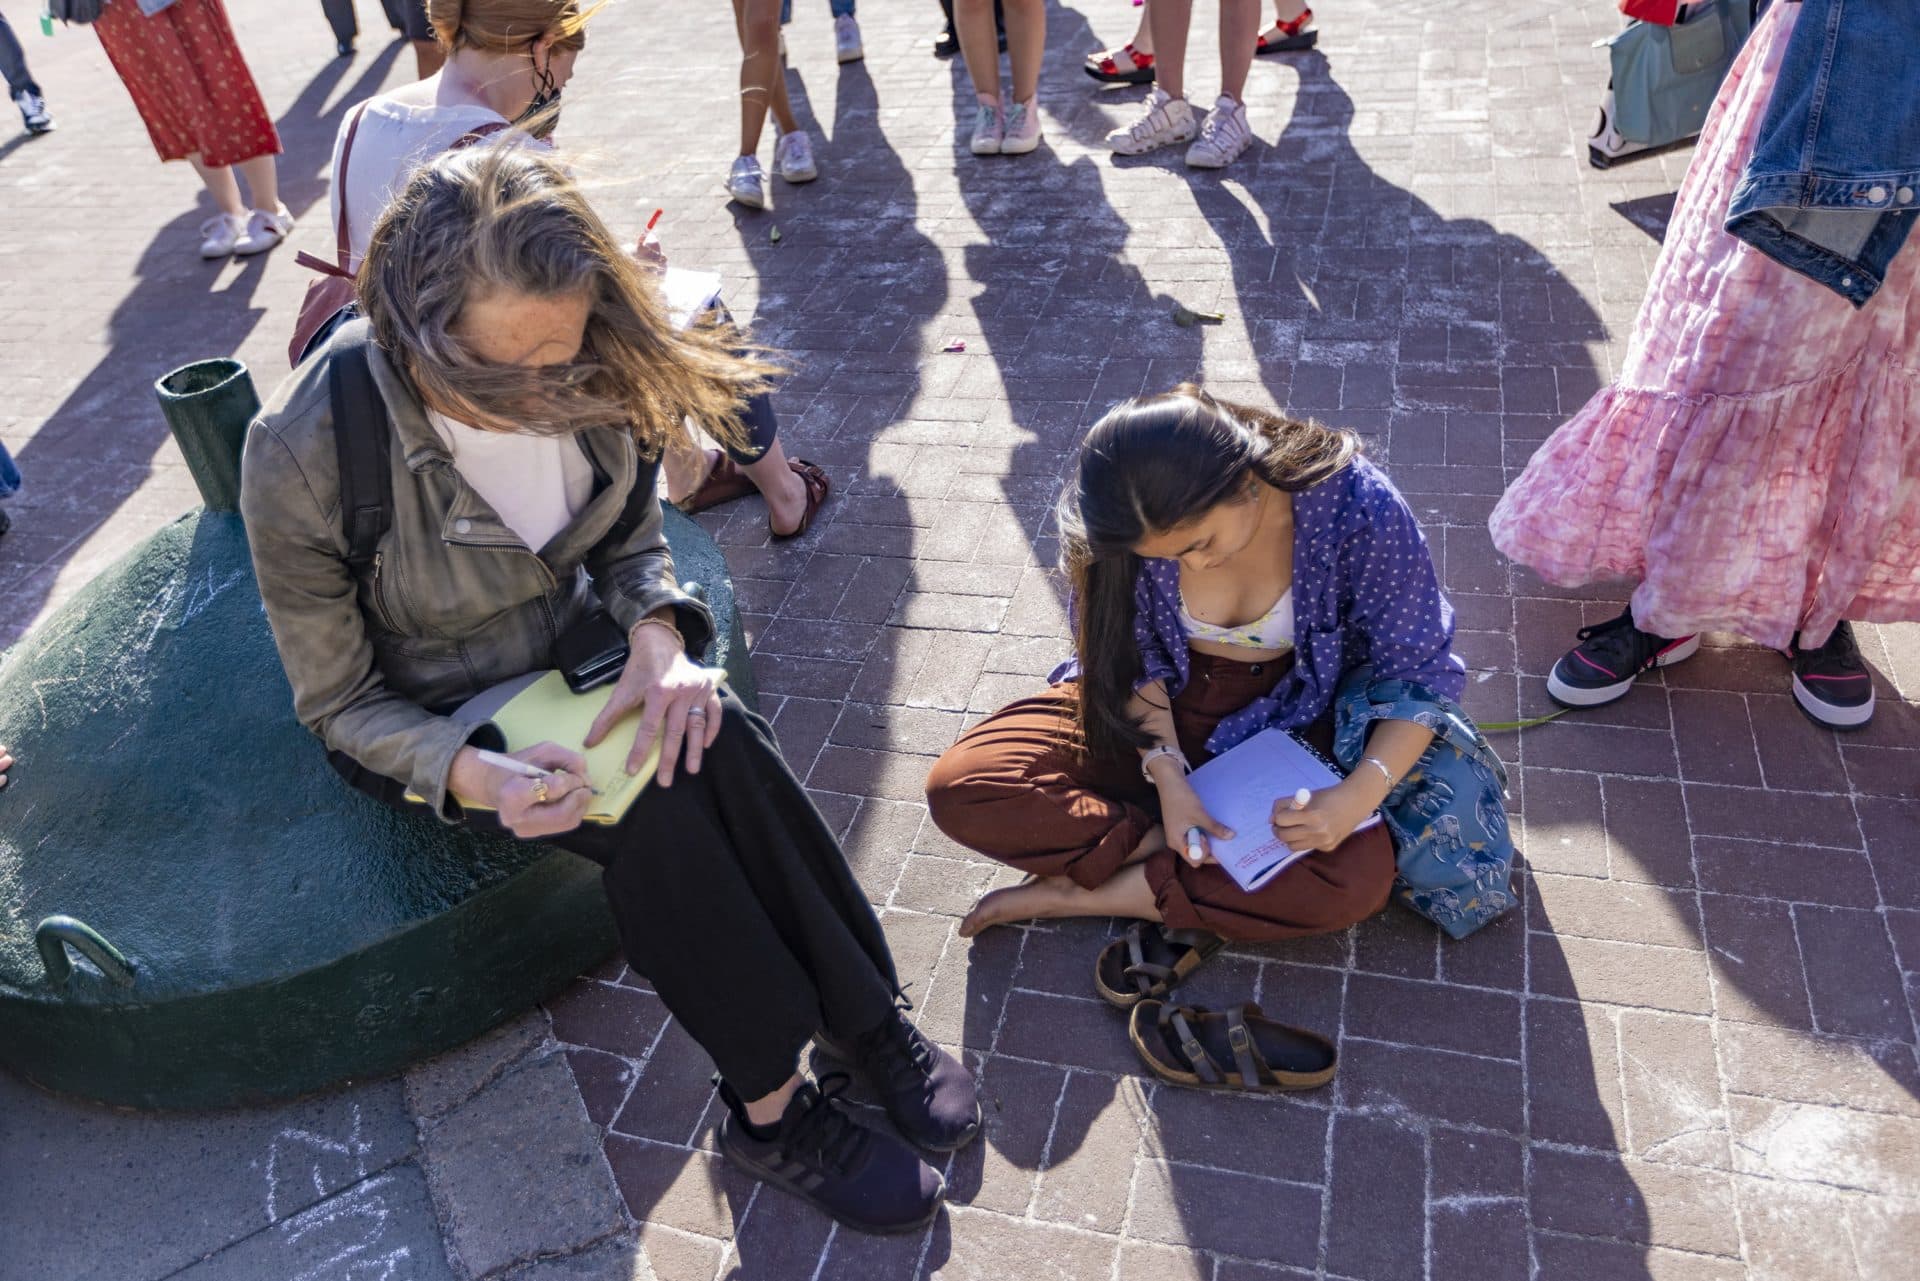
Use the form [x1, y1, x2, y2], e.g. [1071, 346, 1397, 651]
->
[1177, 586, 1295, 651]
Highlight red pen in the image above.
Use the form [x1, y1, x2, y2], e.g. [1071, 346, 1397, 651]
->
[646, 208, 663, 232]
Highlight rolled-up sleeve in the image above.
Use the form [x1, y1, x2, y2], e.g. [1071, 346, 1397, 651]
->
[1343, 480, 1466, 701]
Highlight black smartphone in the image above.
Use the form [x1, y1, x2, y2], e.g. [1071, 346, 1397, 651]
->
[555, 610, 630, 695]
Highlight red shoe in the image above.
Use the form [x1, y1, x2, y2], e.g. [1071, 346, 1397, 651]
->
[1084, 43, 1155, 85]
[1255, 8, 1317, 54]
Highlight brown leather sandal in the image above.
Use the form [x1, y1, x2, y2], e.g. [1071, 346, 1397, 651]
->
[1093, 922, 1227, 1009]
[771, 459, 830, 540]
[680, 450, 756, 513]
[1130, 999, 1336, 1093]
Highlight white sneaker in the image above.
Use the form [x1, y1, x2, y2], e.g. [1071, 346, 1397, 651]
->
[969, 100, 1003, 155]
[1185, 94, 1253, 168]
[834, 13, 864, 63]
[1105, 88, 1197, 155]
[233, 204, 295, 256]
[775, 130, 818, 183]
[197, 212, 247, 259]
[1000, 98, 1041, 154]
[14, 89, 53, 135]
[727, 155, 770, 209]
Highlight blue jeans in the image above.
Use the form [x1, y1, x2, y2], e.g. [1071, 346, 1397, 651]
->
[780, 0, 856, 23]
[0, 14, 42, 99]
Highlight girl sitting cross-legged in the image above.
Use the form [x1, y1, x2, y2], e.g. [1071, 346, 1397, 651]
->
[926, 387, 1516, 992]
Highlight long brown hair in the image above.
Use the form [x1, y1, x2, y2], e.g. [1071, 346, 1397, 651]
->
[427, 0, 601, 52]
[1061, 385, 1360, 760]
[357, 141, 767, 454]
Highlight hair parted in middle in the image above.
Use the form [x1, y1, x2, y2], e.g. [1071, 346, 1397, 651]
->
[356, 141, 769, 455]
[1060, 384, 1360, 760]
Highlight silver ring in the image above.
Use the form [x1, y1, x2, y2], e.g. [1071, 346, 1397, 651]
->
[686, 708, 707, 721]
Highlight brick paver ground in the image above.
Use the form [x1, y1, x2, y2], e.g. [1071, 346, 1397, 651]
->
[3, 1, 1917, 1278]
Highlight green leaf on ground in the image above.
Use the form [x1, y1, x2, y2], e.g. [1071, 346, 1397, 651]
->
[1478, 708, 1573, 733]
[1173, 304, 1226, 327]
[769, 225, 782, 243]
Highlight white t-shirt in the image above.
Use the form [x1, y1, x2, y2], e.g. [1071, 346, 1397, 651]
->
[327, 97, 522, 271]
[427, 409, 595, 553]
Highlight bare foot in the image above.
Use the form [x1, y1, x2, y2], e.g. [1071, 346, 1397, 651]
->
[959, 875, 1075, 938]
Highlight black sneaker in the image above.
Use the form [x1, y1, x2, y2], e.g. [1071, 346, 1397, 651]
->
[1790, 622, 1876, 730]
[932, 25, 959, 57]
[1546, 608, 1700, 707]
[716, 1074, 945, 1236]
[816, 1005, 981, 1153]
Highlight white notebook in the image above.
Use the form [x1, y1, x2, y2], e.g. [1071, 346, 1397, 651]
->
[661, 268, 724, 330]
[1185, 728, 1382, 892]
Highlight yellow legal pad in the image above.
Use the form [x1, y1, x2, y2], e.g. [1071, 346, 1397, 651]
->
[409, 670, 664, 826]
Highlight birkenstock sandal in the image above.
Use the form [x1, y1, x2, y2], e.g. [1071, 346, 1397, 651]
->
[1130, 999, 1336, 1093]
[680, 450, 756, 513]
[1093, 922, 1227, 1008]
[771, 458, 830, 540]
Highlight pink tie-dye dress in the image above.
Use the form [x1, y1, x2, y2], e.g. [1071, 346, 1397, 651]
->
[1489, 2, 1920, 651]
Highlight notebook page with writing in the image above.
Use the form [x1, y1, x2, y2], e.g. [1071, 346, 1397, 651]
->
[1184, 728, 1382, 892]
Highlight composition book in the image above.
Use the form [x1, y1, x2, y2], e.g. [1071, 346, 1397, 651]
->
[1185, 728, 1383, 893]
[408, 670, 664, 826]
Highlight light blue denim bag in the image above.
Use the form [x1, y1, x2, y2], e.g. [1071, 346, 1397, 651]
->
[1604, 0, 1754, 151]
[1330, 668, 1517, 940]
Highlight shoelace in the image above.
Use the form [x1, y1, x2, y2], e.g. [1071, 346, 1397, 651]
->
[975, 103, 1000, 133]
[1004, 102, 1029, 135]
[780, 1073, 867, 1176]
[1803, 621, 1864, 671]
[857, 1000, 936, 1093]
[1571, 612, 1655, 674]
[1196, 105, 1241, 149]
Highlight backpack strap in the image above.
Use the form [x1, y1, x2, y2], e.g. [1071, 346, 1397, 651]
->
[294, 101, 370, 281]
[327, 321, 393, 574]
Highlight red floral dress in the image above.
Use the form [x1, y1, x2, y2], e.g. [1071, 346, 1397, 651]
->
[93, 0, 280, 168]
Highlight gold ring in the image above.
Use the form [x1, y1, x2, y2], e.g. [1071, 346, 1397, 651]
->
[532, 777, 550, 804]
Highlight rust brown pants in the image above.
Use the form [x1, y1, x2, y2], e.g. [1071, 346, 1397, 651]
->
[925, 650, 1395, 943]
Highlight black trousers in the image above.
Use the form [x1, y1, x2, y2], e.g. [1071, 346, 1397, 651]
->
[335, 690, 901, 1099]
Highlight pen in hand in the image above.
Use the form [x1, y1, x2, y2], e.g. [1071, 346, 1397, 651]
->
[476, 749, 601, 797]
[1291, 787, 1311, 811]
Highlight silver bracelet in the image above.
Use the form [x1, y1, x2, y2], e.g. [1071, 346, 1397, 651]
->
[1140, 744, 1190, 784]
[1360, 755, 1398, 789]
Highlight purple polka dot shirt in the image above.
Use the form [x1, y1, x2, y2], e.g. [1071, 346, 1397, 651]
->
[1057, 456, 1466, 756]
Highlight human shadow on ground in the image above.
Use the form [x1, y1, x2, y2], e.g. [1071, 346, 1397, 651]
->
[0, 43, 401, 649]
[936, 28, 1677, 1280]
[593, 51, 967, 1281]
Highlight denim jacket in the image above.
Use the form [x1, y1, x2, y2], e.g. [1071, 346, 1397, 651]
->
[1725, 0, 1920, 306]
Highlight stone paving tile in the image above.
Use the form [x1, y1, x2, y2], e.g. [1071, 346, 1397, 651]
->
[6, 1, 1920, 1278]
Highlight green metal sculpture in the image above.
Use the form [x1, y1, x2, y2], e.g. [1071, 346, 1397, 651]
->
[0, 358, 752, 1109]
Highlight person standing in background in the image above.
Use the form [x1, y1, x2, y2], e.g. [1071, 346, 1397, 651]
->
[727, 0, 819, 209]
[1086, 0, 1315, 87]
[1106, 0, 1264, 169]
[92, 0, 293, 260]
[956, 0, 1044, 156]
[383, 0, 444, 77]
[779, 0, 862, 64]
[934, 0, 1002, 59]
[1, 11, 54, 134]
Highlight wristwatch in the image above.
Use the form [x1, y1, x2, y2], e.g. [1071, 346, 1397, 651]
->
[1140, 744, 1190, 783]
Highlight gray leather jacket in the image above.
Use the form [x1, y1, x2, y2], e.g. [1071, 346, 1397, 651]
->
[240, 339, 713, 817]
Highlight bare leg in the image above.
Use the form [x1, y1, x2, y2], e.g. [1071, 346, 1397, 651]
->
[412, 39, 443, 78]
[1219, 0, 1260, 101]
[1273, 0, 1306, 22]
[188, 155, 247, 218]
[1149, 0, 1192, 100]
[955, 0, 1002, 102]
[743, 1071, 803, 1126]
[733, 0, 784, 155]
[959, 861, 1162, 938]
[1003, 0, 1044, 105]
[1134, 1, 1154, 56]
[234, 154, 281, 213]
[743, 437, 809, 534]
